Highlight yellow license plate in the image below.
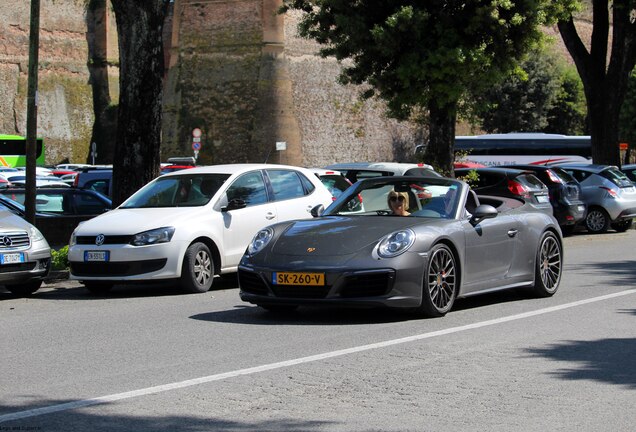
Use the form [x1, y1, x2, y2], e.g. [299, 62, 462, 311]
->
[273, 272, 325, 286]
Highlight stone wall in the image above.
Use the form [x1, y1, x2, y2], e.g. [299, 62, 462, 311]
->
[161, 0, 422, 167]
[0, 0, 95, 165]
[283, 10, 421, 166]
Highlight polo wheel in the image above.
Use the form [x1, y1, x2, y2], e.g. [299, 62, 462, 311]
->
[419, 244, 458, 317]
[180, 242, 214, 293]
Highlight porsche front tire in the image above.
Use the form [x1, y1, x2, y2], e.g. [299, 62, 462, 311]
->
[531, 232, 562, 297]
[418, 243, 458, 317]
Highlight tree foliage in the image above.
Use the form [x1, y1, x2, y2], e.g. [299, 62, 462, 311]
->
[282, 0, 556, 174]
[470, 47, 587, 135]
[471, 48, 561, 133]
[545, 64, 587, 135]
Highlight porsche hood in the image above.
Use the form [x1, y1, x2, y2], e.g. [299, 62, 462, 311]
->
[270, 216, 422, 256]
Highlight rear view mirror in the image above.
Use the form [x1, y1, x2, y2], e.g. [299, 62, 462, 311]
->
[470, 204, 497, 226]
[222, 198, 246, 212]
[310, 204, 325, 218]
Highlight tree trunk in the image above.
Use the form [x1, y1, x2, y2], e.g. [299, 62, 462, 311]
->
[587, 82, 623, 165]
[425, 100, 456, 177]
[110, 0, 170, 206]
[557, 0, 636, 167]
[87, 0, 114, 164]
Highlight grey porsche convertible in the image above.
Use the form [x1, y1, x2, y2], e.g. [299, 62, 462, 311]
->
[238, 176, 563, 317]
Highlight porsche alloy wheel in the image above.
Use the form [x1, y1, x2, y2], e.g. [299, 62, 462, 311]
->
[420, 244, 458, 317]
[180, 242, 214, 293]
[532, 232, 562, 297]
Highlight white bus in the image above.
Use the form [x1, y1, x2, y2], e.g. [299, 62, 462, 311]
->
[454, 133, 592, 166]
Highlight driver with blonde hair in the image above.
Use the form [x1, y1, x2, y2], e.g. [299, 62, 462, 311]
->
[387, 190, 410, 216]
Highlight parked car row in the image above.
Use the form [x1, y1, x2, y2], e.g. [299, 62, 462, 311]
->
[457, 162, 636, 235]
[558, 163, 636, 233]
[2, 157, 633, 301]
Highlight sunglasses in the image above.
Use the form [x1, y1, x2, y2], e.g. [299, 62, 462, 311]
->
[389, 195, 406, 203]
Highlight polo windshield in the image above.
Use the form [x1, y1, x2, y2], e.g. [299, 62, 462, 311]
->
[121, 174, 230, 208]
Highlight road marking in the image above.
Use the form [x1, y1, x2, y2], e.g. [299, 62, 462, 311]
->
[1, 289, 634, 423]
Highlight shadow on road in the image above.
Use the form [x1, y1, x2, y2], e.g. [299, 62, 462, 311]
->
[191, 303, 414, 325]
[0, 274, 240, 301]
[525, 335, 636, 389]
[563, 259, 636, 288]
[0, 402, 337, 432]
[191, 288, 541, 326]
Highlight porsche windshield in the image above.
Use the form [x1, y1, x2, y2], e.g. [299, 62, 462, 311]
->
[121, 174, 230, 208]
[330, 179, 462, 218]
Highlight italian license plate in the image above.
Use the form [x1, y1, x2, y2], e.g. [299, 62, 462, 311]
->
[272, 272, 325, 286]
[536, 194, 550, 203]
[84, 251, 110, 262]
[0, 252, 24, 265]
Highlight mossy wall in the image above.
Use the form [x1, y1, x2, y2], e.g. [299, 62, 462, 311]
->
[0, 0, 96, 166]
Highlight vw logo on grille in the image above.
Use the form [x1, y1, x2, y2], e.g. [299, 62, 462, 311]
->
[0, 236, 12, 246]
[95, 234, 105, 246]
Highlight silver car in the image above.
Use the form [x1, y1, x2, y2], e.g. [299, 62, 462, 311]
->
[558, 164, 636, 233]
[239, 176, 563, 317]
[324, 162, 440, 184]
[0, 210, 51, 295]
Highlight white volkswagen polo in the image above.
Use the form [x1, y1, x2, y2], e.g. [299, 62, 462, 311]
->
[68, 164, 333, 294]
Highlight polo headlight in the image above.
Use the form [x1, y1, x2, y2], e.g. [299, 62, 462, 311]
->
[248, 228, 274, 255]
[377, 229, 415, 258]
[131, 227, 175, 246]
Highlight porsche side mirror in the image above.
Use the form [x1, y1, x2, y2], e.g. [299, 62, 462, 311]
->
[470, 204, 497, 226]
[310, 204, 325, 218]
[222, 198, 247, 212]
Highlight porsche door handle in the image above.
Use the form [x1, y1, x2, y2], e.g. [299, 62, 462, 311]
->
[265, 212, 276, 220]
[507, 229, 518, 238]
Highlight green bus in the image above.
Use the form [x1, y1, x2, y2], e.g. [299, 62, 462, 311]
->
[0, 134, 45, 167]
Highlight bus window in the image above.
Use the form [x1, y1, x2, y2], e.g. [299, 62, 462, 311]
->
[0, 134, 45, 167]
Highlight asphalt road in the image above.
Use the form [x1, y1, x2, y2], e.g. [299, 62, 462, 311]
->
[1, 230, 635, 431]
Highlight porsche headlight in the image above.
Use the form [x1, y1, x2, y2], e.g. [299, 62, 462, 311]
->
[29, 226, 45, 242]
[377, 229, 415, 258]
[131, 227, 175, 246]
[248, 228, 274, 255]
